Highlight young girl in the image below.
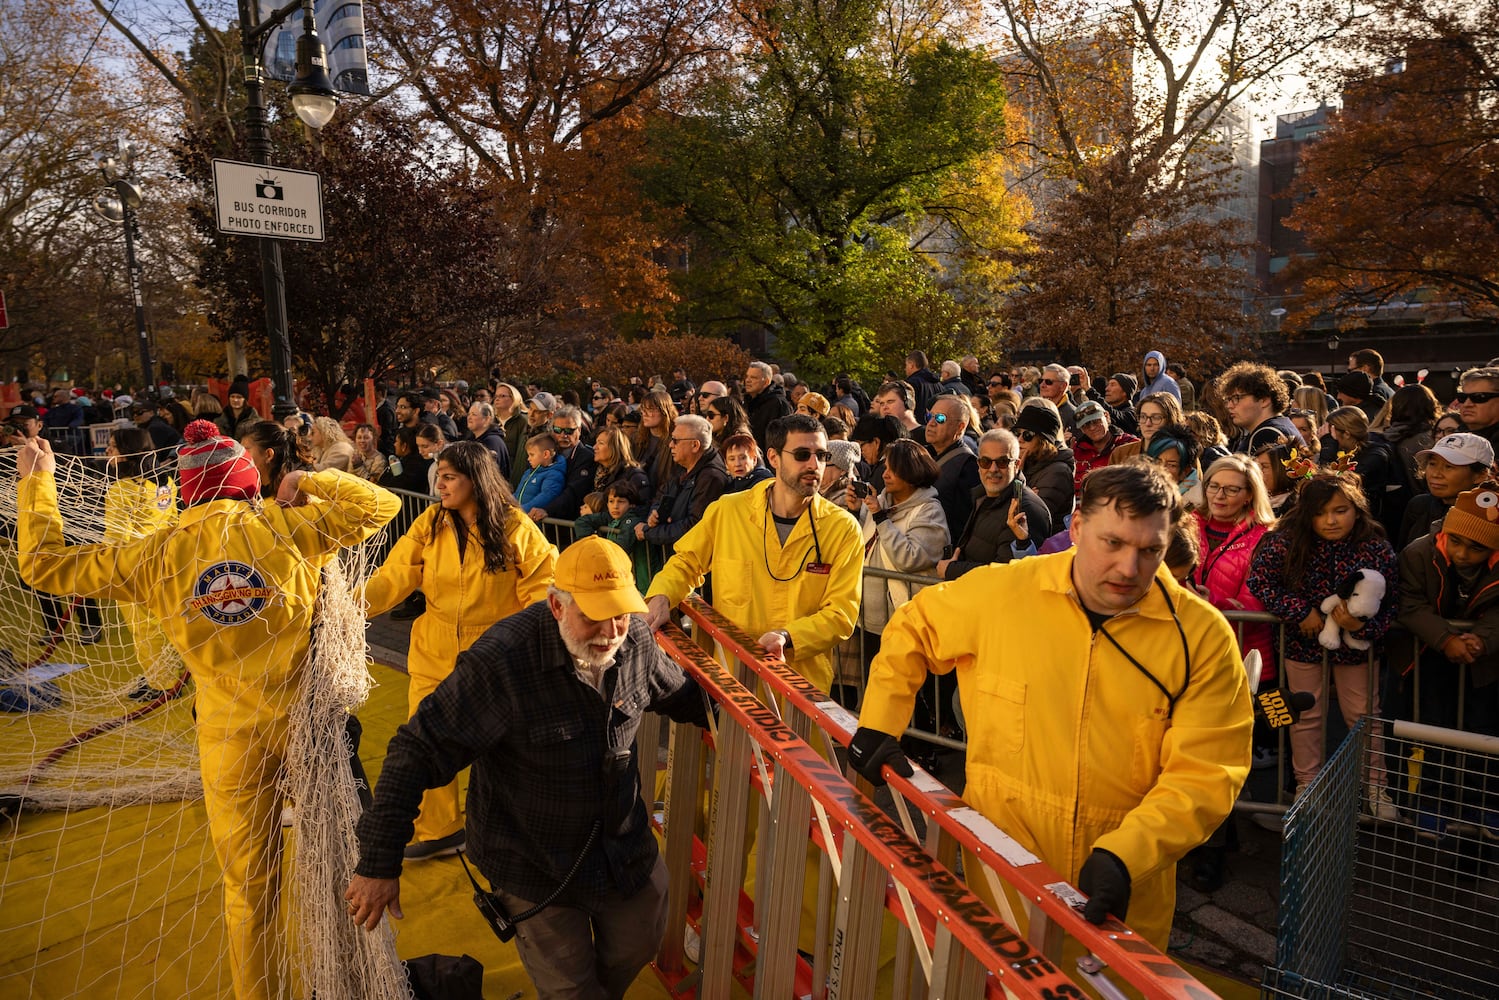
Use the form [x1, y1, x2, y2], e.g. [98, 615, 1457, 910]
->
[1248, 474, 1400, 817]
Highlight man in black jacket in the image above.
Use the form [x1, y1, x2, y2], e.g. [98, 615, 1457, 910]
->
[347, 537, 709, 997]
[535, 405, 596, 521]
[903, 351, 941, 423]
[637, 415, 729, 553]
[420, 387, 461, 440]
[937, 429, 1052, 579]
[744, 361, 792, 453]
[923, 396, 979, 546]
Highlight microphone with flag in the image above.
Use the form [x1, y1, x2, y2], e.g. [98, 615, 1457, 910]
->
[1253, 688, 1315, 728]
[1241, 651, 1314, 728]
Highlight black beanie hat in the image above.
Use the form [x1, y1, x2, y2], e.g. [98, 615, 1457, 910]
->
[1111, 372, 1138, 398]
[1014, 404, 1064, 445]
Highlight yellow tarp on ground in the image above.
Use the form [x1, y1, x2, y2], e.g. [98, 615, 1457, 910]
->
[0, 661, 675, 1000]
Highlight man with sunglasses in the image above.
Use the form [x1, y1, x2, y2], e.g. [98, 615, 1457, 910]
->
[529, 406, 596, 523]
[696, 380, 728, 411]
[1457, 366, 1499, 454]
[645, 414, 862, 694]
[937, 429, 1051, 580]
[635, 415, 728, 553]
[924, 396, 980, 545]
[1036, 363, 1077, 436]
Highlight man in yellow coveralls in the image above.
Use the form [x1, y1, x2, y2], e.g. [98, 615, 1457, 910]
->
[16, 425, 400, 1000]
[849, 462, 1252, 950]
[645, 412, 862, 691]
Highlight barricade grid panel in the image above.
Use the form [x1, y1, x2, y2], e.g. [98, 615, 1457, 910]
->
[1266, 719, 1499, 1000]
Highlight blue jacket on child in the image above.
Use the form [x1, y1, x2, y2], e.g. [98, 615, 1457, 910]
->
[515, 456, 568, 511]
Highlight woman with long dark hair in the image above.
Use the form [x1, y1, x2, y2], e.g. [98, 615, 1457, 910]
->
[240, 420, 313, 499]
[706, 395, 751, 454]
[635, 389, 678, 495]
[363, 442, 557, 858]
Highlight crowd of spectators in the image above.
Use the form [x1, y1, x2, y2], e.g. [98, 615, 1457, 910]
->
[8, 346, 1499, 853]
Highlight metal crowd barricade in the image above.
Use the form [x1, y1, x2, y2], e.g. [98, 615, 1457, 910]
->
[1263, 718, 1499, 1000]
[646, 594, 1223, 999]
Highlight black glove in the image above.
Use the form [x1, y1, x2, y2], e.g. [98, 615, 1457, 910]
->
[847, 727, 913, 786]
[1078, 848, 1131, 925]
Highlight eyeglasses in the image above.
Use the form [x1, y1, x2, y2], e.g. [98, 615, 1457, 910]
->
[988, 379, 1005, 387]
[977, 455, 1016, 470]
[592, 393, 608, 400]
[670, 436, 698, 446]
[780, 447, 832, 463]
[1138, 412, 1166, 425]
[697, 390, 718, 398]
[1017, 429, 1038, 442]
[1039, 378, 1061, 386]
[1205, 483, 1245, 497]
[1223, 394, 1249, 406]
[551, 425, 579, 435]
[1455, 391, 1499, 405]
[926, 412, 948, 425]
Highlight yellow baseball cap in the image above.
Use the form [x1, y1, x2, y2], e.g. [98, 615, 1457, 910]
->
[553, 536, 649, 620]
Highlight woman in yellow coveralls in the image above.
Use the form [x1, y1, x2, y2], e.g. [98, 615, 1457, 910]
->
[16, 424, 401, 1000]
[102, 426, 179, 692]
[363, 441, 557, 859]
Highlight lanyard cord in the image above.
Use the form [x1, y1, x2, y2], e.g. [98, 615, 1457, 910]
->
[1096, 579, 1192, 717]
[761, 492, 822, 582]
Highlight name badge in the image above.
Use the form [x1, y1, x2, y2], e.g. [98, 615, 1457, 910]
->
[806, 562, 832, 575]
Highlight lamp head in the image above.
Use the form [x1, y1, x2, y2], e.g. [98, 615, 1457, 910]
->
[289, 29, 339, 129]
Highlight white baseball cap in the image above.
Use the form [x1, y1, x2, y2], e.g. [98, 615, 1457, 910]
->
[1416, 433, 1495, 469]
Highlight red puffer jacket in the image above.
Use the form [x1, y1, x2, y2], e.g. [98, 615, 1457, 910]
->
[1071, 430, 1138, 497]
[1192, 513, 1275, 683]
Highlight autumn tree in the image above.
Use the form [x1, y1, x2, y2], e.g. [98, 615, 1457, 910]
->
[0, 0, 184, 383]
[179, 102, 506, 415]
[583, 334, 754, 390]
[641, 0, 1014, 383]
[1282, 0, 1499, 326]
[368, 0, 732, 359]
[992, 0, 1360, 368]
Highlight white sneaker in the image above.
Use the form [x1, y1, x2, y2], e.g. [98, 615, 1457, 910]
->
[683, 925, 701, 965]
[1368, 785, 1401, 823]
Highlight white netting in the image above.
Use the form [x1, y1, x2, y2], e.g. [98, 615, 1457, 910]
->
[0, 442, 410, 1000]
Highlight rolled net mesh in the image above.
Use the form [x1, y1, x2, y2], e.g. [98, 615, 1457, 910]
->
[0, 444, 410, 999]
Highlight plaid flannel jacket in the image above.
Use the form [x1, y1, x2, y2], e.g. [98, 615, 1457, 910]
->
[355, 601, 707, 902]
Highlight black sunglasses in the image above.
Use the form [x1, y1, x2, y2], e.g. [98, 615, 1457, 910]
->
[1018, 429, 1039, 442]
[1455, 391, 1499, 405]
[780, 446, 832, 463]
[977, 455, 1016, 469]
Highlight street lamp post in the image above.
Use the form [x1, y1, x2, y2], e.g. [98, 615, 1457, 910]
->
[92, 142, 154, 390]
[236, 0, 339, 417]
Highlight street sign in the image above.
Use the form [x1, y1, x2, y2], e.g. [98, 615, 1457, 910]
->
[212, 159, 324, 242]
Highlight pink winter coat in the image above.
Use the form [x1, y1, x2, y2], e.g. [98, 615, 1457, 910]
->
[1191, 513, 1275, 683]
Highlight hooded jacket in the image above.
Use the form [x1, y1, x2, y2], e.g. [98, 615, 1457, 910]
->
[647, 480, 863, 692]
[859, 551, 1252, 948]
[855, 485, 948, 634]
[1134, 350, 1181, 404]
[1398, 531, 1499, 689]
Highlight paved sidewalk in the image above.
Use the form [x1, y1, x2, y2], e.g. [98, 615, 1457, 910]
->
[363, 614, 1282, 989]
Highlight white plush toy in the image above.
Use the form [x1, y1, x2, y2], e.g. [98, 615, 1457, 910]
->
[1318, 568, 1386, 651]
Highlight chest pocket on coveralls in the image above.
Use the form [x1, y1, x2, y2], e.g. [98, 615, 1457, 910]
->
[1129, 714, 1170, 795]
[714, 558, 752, 614]
[976, 675, 1025, 755]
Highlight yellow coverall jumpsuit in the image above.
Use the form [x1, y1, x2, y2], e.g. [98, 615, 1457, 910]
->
[363, 503, 557, 842]
[647, 480, 864, 951]
[19, 469, 400, 1000]
[860, 551, 1252, 950]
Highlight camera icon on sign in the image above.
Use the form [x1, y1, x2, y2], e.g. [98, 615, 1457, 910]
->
[256, 177, 284, 200]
